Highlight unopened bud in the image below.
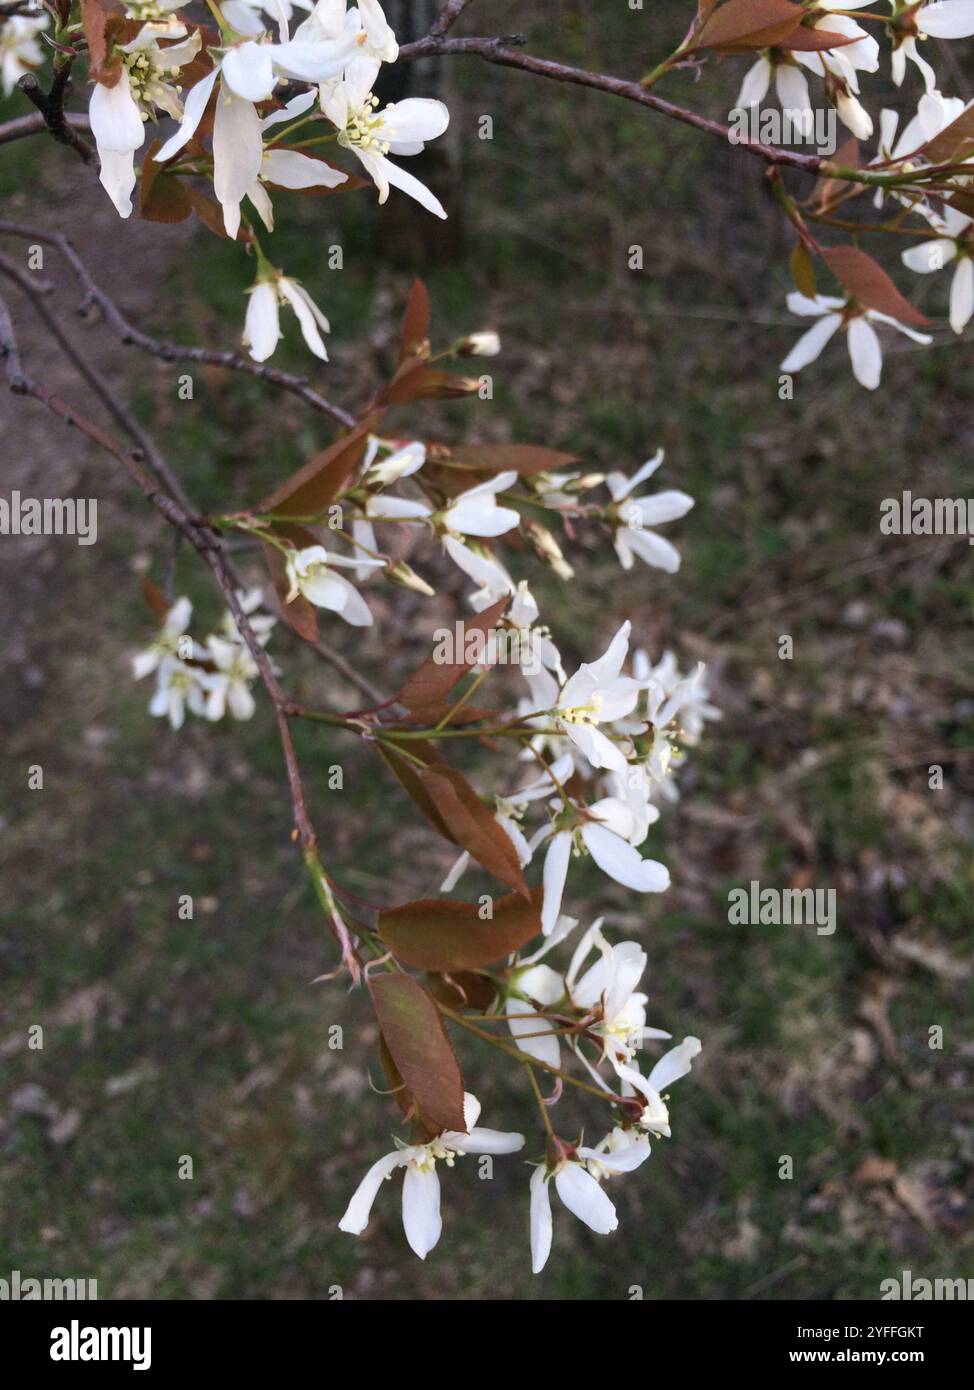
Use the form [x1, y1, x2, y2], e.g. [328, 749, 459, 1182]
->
[458, 331, 501, 357]
[388, 561, 435, 596]
[527, 521, 574, 580]
[566, 473, 606, 493]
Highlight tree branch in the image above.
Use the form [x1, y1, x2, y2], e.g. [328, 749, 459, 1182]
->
[0, 109, 91, 149]
[0, 222, 357, 429]
[17, 65, 97, 168]
[396, 35, 825, 175]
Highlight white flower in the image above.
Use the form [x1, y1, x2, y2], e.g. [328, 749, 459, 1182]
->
[632, 648, 721, 747]
[529, 1140, 649, 1274]
[147, 658, 210, 730]
[633, 1036, 702, 1136]
[204, 634, 259, 720]
[440, 471, 520, 538]
[89, 28, 202, 217]
[889, 1, 974, 91]
[460, 331, 501, 356]
[320, 54, 450, 217]
[901, 205, 974, 333]
[551, 621, 644, 773]
[284, 543, 383, 624]
[1, 12, 48, 97]
[605, 451, 694, 574]
[540, 804, 670, 937]
[220, 586, 277, 646]
[132, 595, 199, 679]
[735, 54, 814, 138]
[791, 8, 878, 137]
[338, 1093, 524, 1259]
[245, 95, 349, 231]
[243, 273, 331, 362]
[365, 438, 426, 485]
[780, 292, 932, 390]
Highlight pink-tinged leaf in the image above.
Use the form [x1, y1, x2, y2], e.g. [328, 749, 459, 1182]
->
[445, 443, 580, 477]
[258, 414, 381, 517]
[419, 765, 529, 897]
[398, 595, 510, 714]
[426, 971, 498, 1012]
[380, 888, 544, 972]
[696, 0, 804, 51]
[822, 246, 930, 327]
[399, 278, 431, 364]
[368, 974, 465, 1135]
[923, 105, 974, 166]
[373, 739, 458, 846]
[141, 577, 171, 621]
[778, 26, 858, 52]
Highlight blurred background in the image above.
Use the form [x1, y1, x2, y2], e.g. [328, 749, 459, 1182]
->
[1, 1, 972, 1300]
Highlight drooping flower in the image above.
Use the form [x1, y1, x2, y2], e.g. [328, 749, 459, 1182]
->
[529, 1134, 651, 1274]
[338, 1093, 524, 1259]
[89, 28, 202, 218]
[284, 543, 383, 624]
[780, 291, 932, 390]
[243, 271, 332, 361]
[887, 0, 974, 91]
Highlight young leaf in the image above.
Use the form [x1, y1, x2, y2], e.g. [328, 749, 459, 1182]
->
[445, 443, 580, 477]
[380, 888, 544, 972]
[368, 974, 466, 1135]
[426, 971, 498, 1012]
[373, 739, 458, 846]
[822, 246, 930, 327]
[789, 242, 817, 299]
[419, 765, 529, 897]
[398, 595, 510, 714]
[923, 105, 974, 166]
[141, 577, 171, 620]
[399, 278, 431, 363]
[257, 413, 381, 517]
[695, 0, 803, 51]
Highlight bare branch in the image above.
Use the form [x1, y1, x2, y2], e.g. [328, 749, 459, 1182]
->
[0, 109, 91, 149]
[429, 0, 476, 38]
[396, 35, 825, 175]
[17, 64, 97, 168]
[0, 222, 358, 429]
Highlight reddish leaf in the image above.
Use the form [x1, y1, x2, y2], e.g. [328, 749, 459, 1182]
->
[377, 359, 480, 407]
[822, 246, 930, 327]
[426, 971, 498, 1012]
[373, 739, 458, 846]
[398, 595, 510, 714]
[81, 0, 139, 86]
[696, 0, 803, 51]
[419, 765, 529, 896]
[368, 974, 465, 1135]
[140, 142, 194, 224]
[399, 278, 431, 363]
[446, 443, 580, 477]
[923, 105, 974, 166]
[778, 25, 858, 52]
[141, 577, 170, 620]
[258, 414, 381, 517]
[380, 888, 544, 972]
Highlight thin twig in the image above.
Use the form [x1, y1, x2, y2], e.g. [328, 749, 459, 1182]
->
[0, 222, 357, 429]
[16, 66, 97, 167]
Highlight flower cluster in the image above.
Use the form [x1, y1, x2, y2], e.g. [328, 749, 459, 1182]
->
[84, 0, 448, 359]
[131, 588, 275, 729]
